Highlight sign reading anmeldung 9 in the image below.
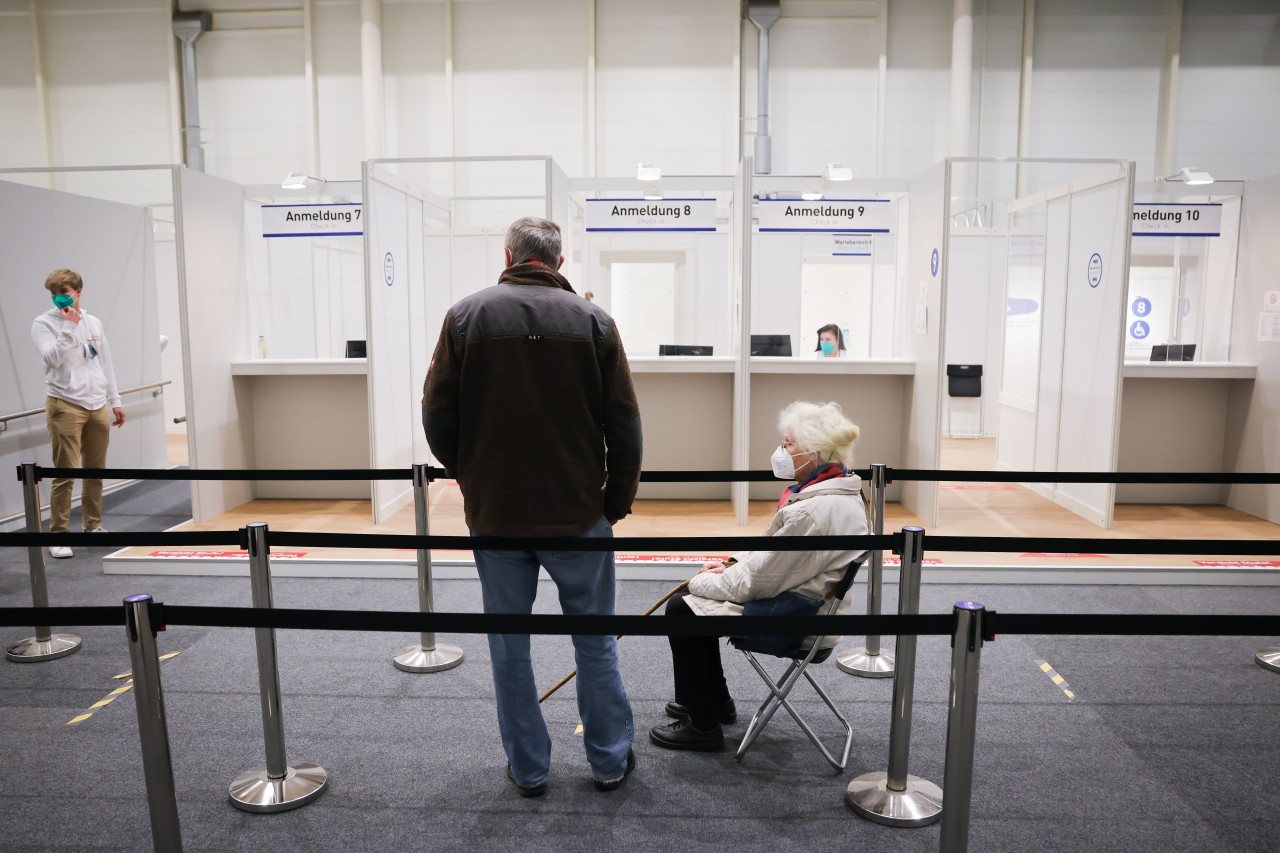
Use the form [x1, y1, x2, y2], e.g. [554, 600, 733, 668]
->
[585, 199, 716, 232]
[1131, 203, 1222, 237]
[262, 203, 363, 238]
[758, 198, 892, 233]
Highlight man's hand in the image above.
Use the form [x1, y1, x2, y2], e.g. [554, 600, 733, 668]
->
[111, 407, 125, 427]
[700, 560, 727, 574]
[61, 306, 81, 324]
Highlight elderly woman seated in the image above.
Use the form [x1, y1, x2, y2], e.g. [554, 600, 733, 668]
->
[650, 400, 868, 752]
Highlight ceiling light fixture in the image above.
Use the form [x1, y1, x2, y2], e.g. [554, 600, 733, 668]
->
[1164, 167, 1214, 186]
[824, 163, 853, 182]
[281, 172, 323, 189]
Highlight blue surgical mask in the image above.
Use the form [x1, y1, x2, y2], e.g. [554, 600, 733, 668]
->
[820, 341, 835, 355]
[53, 293, 74, 309]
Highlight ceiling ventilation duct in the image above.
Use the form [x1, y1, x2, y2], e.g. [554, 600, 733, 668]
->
[744, 0, 781, 175]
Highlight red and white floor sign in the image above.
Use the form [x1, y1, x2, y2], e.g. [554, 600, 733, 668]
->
[1193, 560, 1280, 568]
[147, 550, 307, 560]
[1021, 553, 1109, 558]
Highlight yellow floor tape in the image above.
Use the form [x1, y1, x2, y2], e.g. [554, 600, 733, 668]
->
[68, 651, 183, 725]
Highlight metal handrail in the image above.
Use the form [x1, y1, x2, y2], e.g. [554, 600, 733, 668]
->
[0, 381, 172, 429]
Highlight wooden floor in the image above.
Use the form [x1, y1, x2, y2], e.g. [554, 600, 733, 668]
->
[166, 433, 188, 468]
[120, 435, 1279, 571]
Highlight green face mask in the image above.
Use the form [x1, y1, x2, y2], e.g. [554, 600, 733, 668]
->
[52, 293, 74, 309]
[820, 341, 836, 355]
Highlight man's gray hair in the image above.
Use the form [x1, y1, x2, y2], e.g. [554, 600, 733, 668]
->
[505, 217, 562, 266]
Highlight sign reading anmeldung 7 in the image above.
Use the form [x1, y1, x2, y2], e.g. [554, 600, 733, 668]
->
[262, 203, 363, 238]
[758, 198, 893, 233]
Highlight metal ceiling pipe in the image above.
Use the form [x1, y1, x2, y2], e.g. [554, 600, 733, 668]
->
[172, 11, 212, 172]
[745, 0, 781, 174]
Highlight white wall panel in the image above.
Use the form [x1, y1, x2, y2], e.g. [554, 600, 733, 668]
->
[384, 1, 449, 160]
[0, 179, 165, 524]
[1030, 0, 1165, 180]
[0, 3, 44, 168]
[314, 0, 363, 177]
[883, 0, 950, 179]
[177, 168, 253, 519]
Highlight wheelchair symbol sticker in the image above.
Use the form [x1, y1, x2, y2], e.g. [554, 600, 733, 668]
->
[1132, 297, 1152, 317]
[1130, 320, 1150, 340]
[384, 252, 395, 286]
[930, 248, 939, 278]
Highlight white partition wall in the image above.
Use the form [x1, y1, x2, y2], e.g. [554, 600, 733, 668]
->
[1225, 173, 1280, 524]
[731, 159, 753, 525]
[900, 162, 949, 527]
[177, 168, 254, 520]
[0, 177, 166, 525]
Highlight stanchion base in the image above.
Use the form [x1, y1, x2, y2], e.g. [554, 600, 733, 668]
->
[1256, 648, 1280, 674]
[229, 764, 328, 813]
[393, 643, 465, 673]
[846, 772, 943, 827]
[6, 633, 82, 663]
[836, 647, 895, 678]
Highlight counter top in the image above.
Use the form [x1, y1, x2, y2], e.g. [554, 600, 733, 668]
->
[231, 359, 368, 376]
[628, 356, 736, 374]
[1122, 363, 1256, 380]
[750, 357, 916, 375]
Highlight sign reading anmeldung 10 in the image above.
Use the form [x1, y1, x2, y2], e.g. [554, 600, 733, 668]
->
[585, 199, 716, 232]
[1131, 203, 1221, 237]
[262, 203, 363, 238]
[758, 198, 892, 233]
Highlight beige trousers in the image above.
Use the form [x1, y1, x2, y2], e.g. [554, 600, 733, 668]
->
[45, 396, 111, 532]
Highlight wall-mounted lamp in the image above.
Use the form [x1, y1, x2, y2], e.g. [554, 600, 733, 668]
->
[636, 163, 662, 200]
[281, 172, 324, 189]
[801, 192, 823, 201]
[824, 163, 853, 182]
[1164, 167, 1214, 186]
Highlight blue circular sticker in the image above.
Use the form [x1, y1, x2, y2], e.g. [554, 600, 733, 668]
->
[1088, 253, 1103, 288]
[1181, 297, 1191, 317]
[1132, 297, 1152, 317]
[930, 248, 939, 278]
[1129, 320, 1150, 340]
[383, 252, 395, 286]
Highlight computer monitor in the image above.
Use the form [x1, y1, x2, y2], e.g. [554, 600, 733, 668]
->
[750, 334, 793, 357]
[658, 344, 713, 356]
[1150, 343, 1196, 362]
[345, 340, 367, 358]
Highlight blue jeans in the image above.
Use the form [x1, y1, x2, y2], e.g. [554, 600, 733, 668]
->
[473, 516, 634, 787]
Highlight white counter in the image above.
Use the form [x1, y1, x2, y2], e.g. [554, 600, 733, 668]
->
[627, 356, 736, 373]
[1122, 362, 1256, 380]
[231, 358, 368, 376]
[749, 357, 916, 375]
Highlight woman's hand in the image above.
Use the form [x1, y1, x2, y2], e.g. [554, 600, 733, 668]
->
[700, 560, 727, 574]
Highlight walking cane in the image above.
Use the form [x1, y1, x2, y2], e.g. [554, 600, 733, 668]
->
[538, 578, 692, 703]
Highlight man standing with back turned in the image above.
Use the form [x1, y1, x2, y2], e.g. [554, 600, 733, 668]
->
[422, 217, 643, 797]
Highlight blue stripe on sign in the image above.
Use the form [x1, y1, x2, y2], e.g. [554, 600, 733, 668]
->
[758, 199, 890, 204]
[761, 228, 891, 233]
[261, 202, 361, 208]
[1133, 202, 1222, 207]
[833, 253, 872, 256]
[1132, 232, 1220, 237]
[585, 228, 717, 232]
[585, 198, 711, 203]
[263, 231, 364, 238]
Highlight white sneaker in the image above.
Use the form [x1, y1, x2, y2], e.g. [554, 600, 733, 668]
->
[49, 546, 73, 559]
[84, 527, 108, 533]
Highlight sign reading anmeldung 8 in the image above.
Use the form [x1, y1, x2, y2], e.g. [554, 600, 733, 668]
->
[1131, 203, 1221, 237]
[262, 203, 363, 238]
[585, 199, 716, 232]
[758, 199, 892, 233]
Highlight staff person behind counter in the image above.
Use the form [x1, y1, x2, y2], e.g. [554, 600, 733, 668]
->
[30, 269, 126, 559]
[813, 324, 849, 359]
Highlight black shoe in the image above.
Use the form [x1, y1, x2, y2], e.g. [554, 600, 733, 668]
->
[506, 763, 547, 798]
[665, 699, 737, 725]
[649, 719, 725, 752]
[593, 748, 636, 792]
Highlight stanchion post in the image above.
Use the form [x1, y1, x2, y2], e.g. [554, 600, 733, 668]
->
[394, 464, 464, 673]
[228, 522, 329, 813]
[939, 601, 986, 853]
[124, 594, 183, 852]
[6, 461, 82, 663]
[846, 525, 943, 827]
[1256, 648, 1280, 674]
[837, 462, 894, 677]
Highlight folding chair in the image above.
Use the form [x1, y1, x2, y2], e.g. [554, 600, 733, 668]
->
[730, 559, 863, 771]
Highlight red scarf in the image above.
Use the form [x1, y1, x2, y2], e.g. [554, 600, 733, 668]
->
[777, 462, 847, 510]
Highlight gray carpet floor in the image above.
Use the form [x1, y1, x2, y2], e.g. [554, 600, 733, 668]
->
[2, 479, 1279, 852]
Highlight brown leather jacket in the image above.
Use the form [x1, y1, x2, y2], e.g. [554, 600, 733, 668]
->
[422, 263, 642, 537]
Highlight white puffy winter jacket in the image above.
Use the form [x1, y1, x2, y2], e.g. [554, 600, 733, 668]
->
[684, 473, 869, 649]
